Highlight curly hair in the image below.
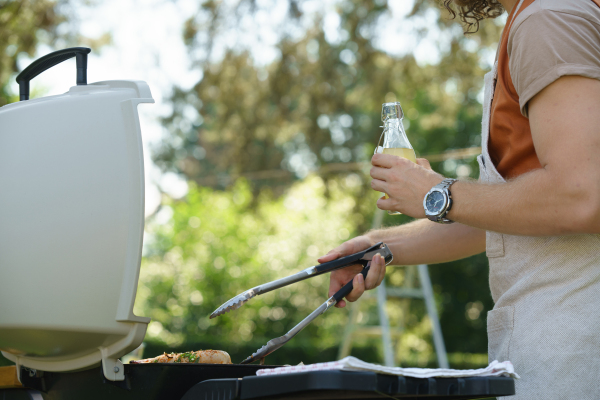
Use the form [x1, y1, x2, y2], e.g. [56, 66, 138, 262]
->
[443, 0, 505, 33]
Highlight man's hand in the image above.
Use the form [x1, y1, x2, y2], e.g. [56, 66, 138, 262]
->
[318, 236, 387, 308]
[370, 157, 443, 217]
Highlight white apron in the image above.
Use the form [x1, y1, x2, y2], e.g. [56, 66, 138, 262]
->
[479, 61, 600, 399]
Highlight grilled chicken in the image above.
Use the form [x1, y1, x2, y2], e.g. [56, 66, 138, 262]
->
[130, 350, 231, 364]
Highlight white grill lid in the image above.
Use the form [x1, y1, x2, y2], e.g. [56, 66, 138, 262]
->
[0, 79, 153, 381]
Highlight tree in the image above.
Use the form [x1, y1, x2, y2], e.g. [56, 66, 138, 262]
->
[154, 0, 503, 193]
[0, 0, 66, 105]
[138, 178, 495, 367]
[148, 0, 505, 365]
[136, 178, 385, 365]
[0, 0, 109, 106]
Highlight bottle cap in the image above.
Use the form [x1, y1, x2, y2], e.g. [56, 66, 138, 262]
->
[381, 102, 404, 122]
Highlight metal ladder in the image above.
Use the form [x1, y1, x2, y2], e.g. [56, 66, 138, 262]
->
[338, 210, 449, 368]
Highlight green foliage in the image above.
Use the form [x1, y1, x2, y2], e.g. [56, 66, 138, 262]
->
[0, 0, 67, 105]
[136, 177, 378, 364]
[0, 0, 110, 107]
[136, 178, 492, 368]
[430, 253, 493, 355]
[154, 0, 502, 192]
[146, 0, 505, 367]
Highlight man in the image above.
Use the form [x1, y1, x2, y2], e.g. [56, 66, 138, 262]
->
[319, 0, 600, 398]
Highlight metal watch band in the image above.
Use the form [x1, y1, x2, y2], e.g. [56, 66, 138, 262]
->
[437, 178, 456, 224]
[427, 178, 457, 224]
[438, 178, 456, 191]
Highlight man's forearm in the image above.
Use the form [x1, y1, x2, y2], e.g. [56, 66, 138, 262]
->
[366, 219, 485, 266]
[448, 77, 600, 236]
[449, 166, 600, 236]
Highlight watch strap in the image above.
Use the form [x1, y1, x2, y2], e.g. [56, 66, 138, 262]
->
[438, 178, 456, 191]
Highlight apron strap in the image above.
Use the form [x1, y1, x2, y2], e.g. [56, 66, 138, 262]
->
[493, 0, 528, 63]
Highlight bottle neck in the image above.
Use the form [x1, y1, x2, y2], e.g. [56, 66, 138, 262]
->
[383, 118, 412, 149]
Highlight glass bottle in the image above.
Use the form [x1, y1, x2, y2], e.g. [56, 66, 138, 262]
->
[376, 101, 416, 215]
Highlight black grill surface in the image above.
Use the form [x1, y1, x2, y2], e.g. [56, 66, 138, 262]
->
[18, 363, 274, 400]
[10, 365, 515, 400]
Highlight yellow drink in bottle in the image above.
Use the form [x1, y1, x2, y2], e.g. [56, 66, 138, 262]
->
[382, 147, 416, 162]
[378, 102, 415, 215]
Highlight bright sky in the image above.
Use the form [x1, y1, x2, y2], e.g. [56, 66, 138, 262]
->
[9, 0, 499, 217]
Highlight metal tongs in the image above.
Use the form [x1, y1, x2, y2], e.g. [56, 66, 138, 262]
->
[209, 242, 393, 364]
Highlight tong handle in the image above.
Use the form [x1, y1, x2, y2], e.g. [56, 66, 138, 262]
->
[312, 242, 383, 276]
[313, 254, 364, 275]
[332, 262, 370, 303]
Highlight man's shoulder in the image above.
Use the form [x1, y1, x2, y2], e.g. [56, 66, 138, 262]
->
[506, 0, 600, 116]
[512, 0, 600, 32]
[508, 0, 600, 52]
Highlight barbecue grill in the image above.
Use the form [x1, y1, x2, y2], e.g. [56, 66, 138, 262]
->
[3, 363, 516, 400]
[0, 48, 515, 400]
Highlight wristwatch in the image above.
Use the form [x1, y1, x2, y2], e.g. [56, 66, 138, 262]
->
[423, 178, 457, 224]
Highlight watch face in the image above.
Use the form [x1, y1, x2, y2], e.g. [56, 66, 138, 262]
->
[426, 191, 446, 214]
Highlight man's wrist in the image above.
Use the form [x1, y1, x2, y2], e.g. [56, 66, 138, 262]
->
[362, 233, 378, 247]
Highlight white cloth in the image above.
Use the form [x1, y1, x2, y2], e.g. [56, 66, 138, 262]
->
[256, 356, 520, 379]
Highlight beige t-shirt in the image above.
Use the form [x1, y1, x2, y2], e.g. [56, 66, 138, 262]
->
[509, 0, 600, 117]
[488, 0, 600, 179]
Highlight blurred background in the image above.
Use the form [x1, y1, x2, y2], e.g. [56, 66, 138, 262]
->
[0, 0, 505, 368]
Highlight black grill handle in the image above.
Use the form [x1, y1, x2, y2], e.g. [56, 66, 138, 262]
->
[16, 47, 91, 101]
